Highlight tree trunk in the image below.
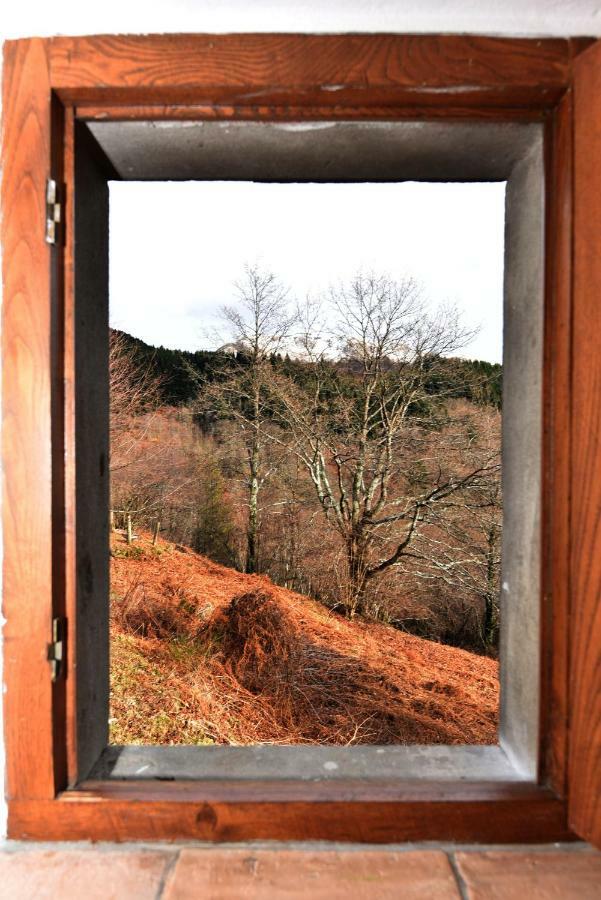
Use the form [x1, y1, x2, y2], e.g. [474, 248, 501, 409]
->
[246, 440, 260, 574]
[483, 525, 499, 649]
[246, 381, 261, 574]
[484, 593, 498, 649]
[346, 534, 369, 618]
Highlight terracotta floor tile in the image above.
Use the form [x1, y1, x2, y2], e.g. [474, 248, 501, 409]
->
[163, 848, 461, 899]
[0, 848, 174, 900]
[455, 850, 601, 899]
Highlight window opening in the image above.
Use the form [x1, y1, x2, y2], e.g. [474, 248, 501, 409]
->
[108, 178, 505, 748]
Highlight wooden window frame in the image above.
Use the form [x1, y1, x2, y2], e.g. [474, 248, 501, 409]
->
[2, 34, 600, 845]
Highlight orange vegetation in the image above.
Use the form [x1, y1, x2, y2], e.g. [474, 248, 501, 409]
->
[110, 532, 499, 746]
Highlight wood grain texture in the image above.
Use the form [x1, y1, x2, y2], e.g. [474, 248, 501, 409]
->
[9, 783, 572, 843]
[49, 93, 69, 793]
[48, 34, 573, 111]
[62, 115, 119, 788]
[72, 122, 113, 781]
[569, 40, 601, 849]
[1, 39, 56, 799]
[74, 103, 549, 123]
[541, 91, 573, 797]
[63, 86, 568, 114]
[4, 30, 600, 844]
[62, 107, 77, 787]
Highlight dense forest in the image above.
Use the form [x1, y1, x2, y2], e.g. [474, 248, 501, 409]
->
[114, 327, 503, 410]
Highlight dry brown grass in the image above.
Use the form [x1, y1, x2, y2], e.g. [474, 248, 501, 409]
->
[110, 532, 499, 746]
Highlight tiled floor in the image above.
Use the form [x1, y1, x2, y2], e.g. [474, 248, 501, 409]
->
[0, 844, 600, 899]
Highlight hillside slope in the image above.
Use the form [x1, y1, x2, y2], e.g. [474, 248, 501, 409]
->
[110, 533, 499, 746]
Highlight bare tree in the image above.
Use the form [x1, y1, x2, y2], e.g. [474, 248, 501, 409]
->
[400, 404, 502, 651]
[109, 329, 163, 475]
[199, 265, 297, 574]
[109, 330, 204, 536]
[271, 273, 498, 617]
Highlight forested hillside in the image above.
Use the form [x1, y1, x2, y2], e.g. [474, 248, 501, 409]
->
[112, 328, 503, 410]
[111, 271, 503, 659]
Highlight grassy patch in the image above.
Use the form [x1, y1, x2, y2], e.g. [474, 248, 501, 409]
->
[109, 632, 216, 745]
[111, 537, 174, 561]
[111, 544, 146, 561]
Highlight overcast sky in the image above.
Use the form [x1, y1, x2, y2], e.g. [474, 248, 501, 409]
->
[109, 181, 505, 364]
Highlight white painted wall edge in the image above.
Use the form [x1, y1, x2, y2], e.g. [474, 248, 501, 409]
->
[0, 0, 600, 40]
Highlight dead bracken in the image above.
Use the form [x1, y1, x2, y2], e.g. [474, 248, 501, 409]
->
[110, 532, 499, 747]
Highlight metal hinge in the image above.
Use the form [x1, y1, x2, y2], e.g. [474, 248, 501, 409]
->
[48, 617, 66, 682]
[45, 178, 62, 245]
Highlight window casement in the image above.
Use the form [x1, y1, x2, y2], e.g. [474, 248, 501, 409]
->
[1, 34, 600, 846]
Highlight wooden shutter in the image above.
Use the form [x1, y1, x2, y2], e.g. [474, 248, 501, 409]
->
[569, 38, 601, 849]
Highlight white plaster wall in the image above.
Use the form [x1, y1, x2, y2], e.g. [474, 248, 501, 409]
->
[1, 0, 600, 841]
[2, 1, 601, 39]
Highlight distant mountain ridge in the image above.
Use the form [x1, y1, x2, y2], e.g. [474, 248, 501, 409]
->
[112, 328, 503, 409]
